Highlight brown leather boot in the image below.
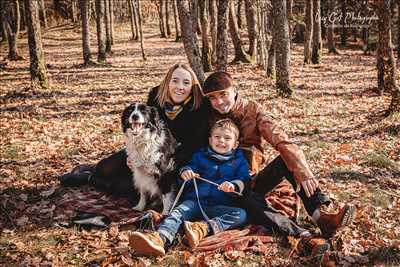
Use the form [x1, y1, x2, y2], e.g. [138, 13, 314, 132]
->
[184, 221, 209, 249]
[129, 231, 165, 256]
[316, 204, 356, 237]
[298, 237, 330, 256]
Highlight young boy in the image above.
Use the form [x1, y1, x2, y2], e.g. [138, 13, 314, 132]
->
[129, 119, 250, 256]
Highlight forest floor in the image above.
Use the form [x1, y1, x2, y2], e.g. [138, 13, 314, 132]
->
[0, 23, 399, 266]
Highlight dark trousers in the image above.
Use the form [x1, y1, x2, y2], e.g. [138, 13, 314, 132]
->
[234, 156, 330, 237]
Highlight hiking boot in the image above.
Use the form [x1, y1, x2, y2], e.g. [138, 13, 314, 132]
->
[184, 221, 209, 249]
[129, 231, 165, 256]
[298, 237, 330, 256]
[316, 204, 356, 238]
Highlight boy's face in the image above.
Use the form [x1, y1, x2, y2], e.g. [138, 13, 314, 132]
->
[207, 87, 237, 114]
[209, 127, 239, 154]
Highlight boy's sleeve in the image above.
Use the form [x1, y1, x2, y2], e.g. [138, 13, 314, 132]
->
[177, 151, 202, 186]
[231, 151, 251, 195]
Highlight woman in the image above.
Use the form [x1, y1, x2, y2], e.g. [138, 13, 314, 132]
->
[60, 63, 211, 202]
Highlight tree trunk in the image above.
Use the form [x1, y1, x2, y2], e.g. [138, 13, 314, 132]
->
[376, 0, 400, 115]
[132, 0, 140, 40]
[79, 0, 92, 65]
[341, 0, 347, 46]
[267, 7, 275, 78]
[216, 0, 229, 71]
[327, 0, 339, 54]
[362, 0, 369, 55]
[237, 0, 243, 29]
[311, 0, 322, 64]
[172, 0, 181, 41]
[256, 0, 270, 71]
[397, 0, 400, 58]
[128, 0, 136, 40]
[244, 0, 257, 60]
[2, 0, 22, 60]
[24, 0, 49, 89]
[136, 0, 146, 60]
[199, 0, 212, 71]
[109, 0, 114, 44]
[177, 0, 205, 83]
[209, 0, 218, 64]
[272, 0, 291, 96]
[159, 0, 167, 37]
[95, 0, 106, 62]
[229, 0, 251, 63]
[304, 0, 313, 64]
[38, 0, 47, 28]
[104, 0, 112, 53]
[190, 0, 199, 36]
[71, 0, 77, 23]
[19, 0, 26, 31]
[165, 0, 171, 36]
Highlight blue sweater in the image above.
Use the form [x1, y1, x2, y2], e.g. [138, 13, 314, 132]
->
[179, 147, 251, 206]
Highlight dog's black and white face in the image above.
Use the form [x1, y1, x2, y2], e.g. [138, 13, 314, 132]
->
[121, 102, 159, 136]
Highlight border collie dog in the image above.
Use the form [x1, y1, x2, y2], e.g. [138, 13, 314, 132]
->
[121, 103, 177, 215]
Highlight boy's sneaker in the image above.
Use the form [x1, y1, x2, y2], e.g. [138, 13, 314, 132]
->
[316, 204, 356, 237]
[183, 221, 209, 249]
[298, 237, 330, 256]
[129, 231, 165, 256]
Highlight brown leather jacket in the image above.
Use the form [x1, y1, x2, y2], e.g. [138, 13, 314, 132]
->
[210, 95, 314, 188]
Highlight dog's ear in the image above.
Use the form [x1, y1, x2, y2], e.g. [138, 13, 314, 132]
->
[122, 103, 135, 132]
[148, 106, 160, 132]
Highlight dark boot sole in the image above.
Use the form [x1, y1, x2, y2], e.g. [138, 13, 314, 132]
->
[340, 204, 356, 228]
[312, 243, 330, 256]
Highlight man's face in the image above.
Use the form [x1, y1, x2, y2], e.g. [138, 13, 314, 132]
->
[207, 87, 237, 114]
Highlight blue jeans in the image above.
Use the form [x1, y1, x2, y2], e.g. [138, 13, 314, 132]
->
[158, 200, 247, 244]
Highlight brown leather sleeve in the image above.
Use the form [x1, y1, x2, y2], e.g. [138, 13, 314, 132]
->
[256, 114, 314, 186]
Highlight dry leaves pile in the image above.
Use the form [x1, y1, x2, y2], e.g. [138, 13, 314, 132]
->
[0, 23, 399, 266]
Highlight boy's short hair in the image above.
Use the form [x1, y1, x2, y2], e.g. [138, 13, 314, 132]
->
[203, 72, 233, 95]
[210, 118, 240, 140]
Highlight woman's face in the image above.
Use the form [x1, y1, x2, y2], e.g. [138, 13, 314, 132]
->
[168, 67, 192, 104]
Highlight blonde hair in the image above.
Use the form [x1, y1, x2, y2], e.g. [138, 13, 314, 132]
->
[156, 63, 204, 110]
[210, 119, 240, 140]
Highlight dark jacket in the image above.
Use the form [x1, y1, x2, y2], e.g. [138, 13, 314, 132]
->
[146, 87, 211, 167]
[179, 147, 251, 206]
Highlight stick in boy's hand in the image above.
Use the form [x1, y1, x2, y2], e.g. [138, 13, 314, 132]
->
[218, 181, 235, 193]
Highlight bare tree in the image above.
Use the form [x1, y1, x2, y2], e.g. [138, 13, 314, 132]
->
[237, 0, 243, 29]
[109, 0, 114, 44]
[177, 0, 205, 83]
[267, 7, 275, 78]
[95, 0, 106, 62]
[272, 0, 292, 96]
[244, 0, 257, 60]
[38, 0, 47, 28]
[199, 0, 212, 71]
[104, 0, 112, 53]
[158, 0, 168, 37]
[229, 0, 251, 63]
[128, 0, 137, 40]
[172, 0, 181, 41]
[376, 0, 400, 115]
[341, 0, 347, 46]
[137, 0, 146, 60]
[311, 0, 322, 64]
[165, 0, 171, 36]
[71, 0, 77, 23]
[79, 0, 93, 65]
[327, 0, 339, 54]
[304, 0, 313, 63]
[1, 0, 22, 60]
[216, 0, 229, 71]
[209, 0, 218, 63]
[24, 0, 49, 89]
[256, 0, 271, 70]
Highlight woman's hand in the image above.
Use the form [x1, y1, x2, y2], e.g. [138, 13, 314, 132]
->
[181, 170, 199, 181]
[126, 158, 133, 170]
[218, 181, 235, 193]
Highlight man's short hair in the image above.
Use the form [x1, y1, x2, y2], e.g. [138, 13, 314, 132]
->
[210, 118, 240, 140]
[203, 72, 233, 95]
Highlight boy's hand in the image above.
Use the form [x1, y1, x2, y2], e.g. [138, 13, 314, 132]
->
[301, 178, 319, 198]
[218, 181, 235, 193]
[181, 170, 199, 181]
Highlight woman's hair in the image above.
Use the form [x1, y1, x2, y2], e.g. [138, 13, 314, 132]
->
[210, 118, 240, 141]
[156, 63, 203, 110]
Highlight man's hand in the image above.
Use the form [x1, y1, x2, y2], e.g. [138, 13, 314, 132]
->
[218, 181, 235, 193]
[181, 169, 199, 181]
[301, 178, 319, 198]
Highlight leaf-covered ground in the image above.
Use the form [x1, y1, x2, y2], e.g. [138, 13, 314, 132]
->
[0, 23, 399, 266]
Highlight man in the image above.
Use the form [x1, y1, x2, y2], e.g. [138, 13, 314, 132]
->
[202, 72, 355, 240]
